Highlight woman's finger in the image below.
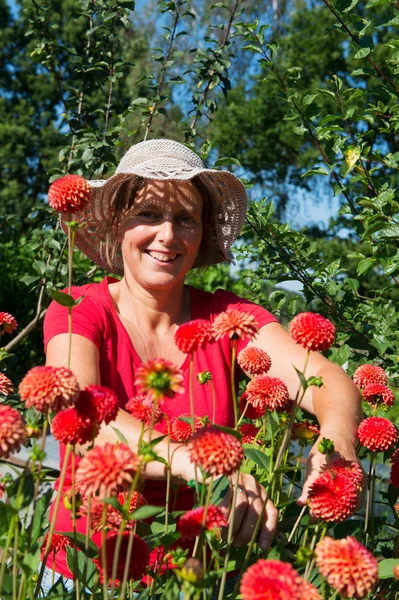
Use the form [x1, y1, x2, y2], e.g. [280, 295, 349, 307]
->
[218, 479, 249, 538]
[232, 481, 264, 547]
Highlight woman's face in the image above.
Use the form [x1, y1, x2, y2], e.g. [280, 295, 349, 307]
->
[119, 180, 203, 290]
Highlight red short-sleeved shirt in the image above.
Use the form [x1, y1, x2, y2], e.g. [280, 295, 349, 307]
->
[43, 277, 277, 577]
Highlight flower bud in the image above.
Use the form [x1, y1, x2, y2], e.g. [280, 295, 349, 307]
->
[197, 371, 212, 385]
[26, 424, 41, 439]
[318, 437, 335, 456]
[179, 558, 204, 584]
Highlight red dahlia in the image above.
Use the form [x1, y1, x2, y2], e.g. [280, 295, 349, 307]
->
[212, 310, 259, 341]
[353, 363, 387, 389]
[237, 347, 272, 375]
[315, 536, 378, 598]
[174, 319, 213, 353]
[0, 312, 17, 335]
[42, 532, 72, 555]
[0, 373, 14, 397]
[178, 505, 228, 541]
[238, 423, 261, 444]
[78, 495, 124, 533]
[0, 405, 26, 458]
[239, 392, 265, 420]
[135, 359, 184, 402]
[291, 420, 320, 445]
[94, 532, 149, 585]
[308, 470, 358, 523]
[321, 457, 364, 491]
[19, 366, 79, 414]
[357, 417, 398, 452]
[290, 312, 336, 351]
[75, 443, 140, 499]
[362, 383, 394, 408]
[125, 394, 163, 425]
[245, 376, 289, 412]
[51, 406, 97, 445]
[117, 490, 148, 515]
[390, 448, 399, 488]
[240, 559, 303, 600]
[187, 426, 244, 476]
[77, 385, 119, 424]
[170, 414, 203, 442]
[48, 174, 90, 214]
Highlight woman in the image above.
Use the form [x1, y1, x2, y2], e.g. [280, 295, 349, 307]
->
[43, 139, 362, 585]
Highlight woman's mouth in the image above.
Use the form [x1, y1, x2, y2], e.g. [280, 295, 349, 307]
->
[145, 250, 180, 263]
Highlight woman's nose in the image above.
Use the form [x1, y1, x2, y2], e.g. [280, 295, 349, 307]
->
[157, 218, 175, 243]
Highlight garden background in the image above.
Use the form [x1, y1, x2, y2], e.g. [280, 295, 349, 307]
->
[1, 0, 399, 597]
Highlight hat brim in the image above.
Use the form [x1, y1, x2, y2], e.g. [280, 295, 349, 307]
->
[61, 167, 247, 275]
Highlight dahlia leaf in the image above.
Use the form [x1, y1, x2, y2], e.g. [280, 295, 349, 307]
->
[61, 532, 99, 557]
[212, 424, 242, 440]
[29, 489, 53, 545]
[8, 472, 34, 510]
[66, 546, 98, 588]
[51, 289, 79, 308]
[111, 426, 129, 445]
[244, 446, 270, 471]
[378, 558, 399, 579]
[132, 504, 164, 520]
[293, 366, 308, 391]
[210, 475, 230, 506]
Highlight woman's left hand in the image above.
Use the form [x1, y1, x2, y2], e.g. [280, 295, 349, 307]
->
[218, 471, 278, 551]
[296, 435, 366, 513]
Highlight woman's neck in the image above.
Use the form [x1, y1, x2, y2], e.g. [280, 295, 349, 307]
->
[109, 275, 190, 334]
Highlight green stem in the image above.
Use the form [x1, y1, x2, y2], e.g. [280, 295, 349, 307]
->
[211, 379, 216, 424]
[231, 339, 238, 427]
[217, 471, 240, 600]
[30, 418, 49, 545]
[371, 455, 377, 551]
[363, 457, 374, 546]
[287, 504, 307, 544]
[101, 505, 108, 600]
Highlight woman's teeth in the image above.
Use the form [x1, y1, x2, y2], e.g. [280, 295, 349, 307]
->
[147, 251, 178, 262]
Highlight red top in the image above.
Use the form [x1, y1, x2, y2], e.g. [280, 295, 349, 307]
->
[43, 277, 277, 577]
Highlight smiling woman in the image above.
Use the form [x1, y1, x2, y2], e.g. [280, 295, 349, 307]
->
[43, 138, 362, 590]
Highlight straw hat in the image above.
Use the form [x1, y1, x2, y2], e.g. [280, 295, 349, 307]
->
[61, 139, 247, 274]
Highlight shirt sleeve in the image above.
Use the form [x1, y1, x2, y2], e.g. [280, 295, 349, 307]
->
[43, 286, 105, 352]
[211, 289, 278, 353]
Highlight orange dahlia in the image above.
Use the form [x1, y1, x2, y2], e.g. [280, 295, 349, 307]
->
[299, 582, 321, 600]
[0, 312, 17, 335]
[291, 420, 320, 445]
[174, 319, 213, 353]
[75, 443, 140, 499]
[353, 363, 387, 389]
[19, 366, 79, 414]
[322, 457, 364, 491]
[0, 405, 26, 458]
[237, 347, 272, 375]
[362, 383, 394, 408]
[135, 359, 184, 402]
[178, 505, 228, 541]
[240, 559, 303, 600]
[94, 532, 149, 584]
[315, 536, 378, 598]
[42, 532, 72, 555]
[187, 426, 244, 476]
[245, 376, 289, 412]
[170, 414, 203, 442]
[48, 174, 90, 214]
[125, 394, 163, 425]
[308, 470, 358, 522]
[357, 417, 398, 452]
[51, 406, 97, 445]
[212, 309, 259, 341]
[77, 385, 119, 424]
[0, 373, 14, 397]
[290, 312, 336, 351]
[238, 423, 261, 444]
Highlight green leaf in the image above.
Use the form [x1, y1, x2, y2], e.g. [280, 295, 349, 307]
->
[8, 473, 34, 510]
[378, 558, 399, 579]
[30, 490, 53, 545]
[66, 546, 98, 588]
[210, 475, 230, 505]
[20, 275, 40, 286]
[0, 502, 15, 537]
[293, 366, 308, 391]
[244, 446, 270, 471]
[132, 505, 164, 520]
[301, 167, 329, 178]
[380, 226, 399, 239]
[111, 426, 129, 445]
[50, 289, 79, 308]
[59, 532, 99, 558]
[214, 157, 241, 167]
[212, 424, 242, 440]
[357, 258, 375, 276]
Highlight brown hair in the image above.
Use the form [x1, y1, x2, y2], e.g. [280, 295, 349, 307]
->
[101, 175, 224, 271]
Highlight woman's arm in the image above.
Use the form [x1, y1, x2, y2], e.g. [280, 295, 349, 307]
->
[247, 322, 364, 502]
[46, 333, 194, 484]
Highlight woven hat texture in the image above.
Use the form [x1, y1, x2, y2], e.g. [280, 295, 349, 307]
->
[61, 139, 247, 274]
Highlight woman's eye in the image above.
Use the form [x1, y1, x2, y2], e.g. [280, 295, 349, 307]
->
[139, 211, 158, 220]
[177, 215, 196, 226]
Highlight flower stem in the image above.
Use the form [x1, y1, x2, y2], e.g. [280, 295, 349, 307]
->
[287, 504, 307, 544]
[231, 340, 238, 427]
[217, 471, 240, 600]
[363, 456, 374, 546]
